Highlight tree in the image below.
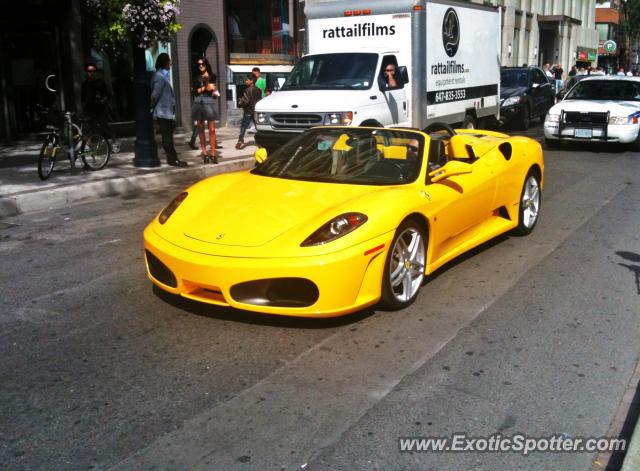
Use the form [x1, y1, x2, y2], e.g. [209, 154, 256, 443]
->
[620, 0, 640, 70]
[84, 0, 182, 166]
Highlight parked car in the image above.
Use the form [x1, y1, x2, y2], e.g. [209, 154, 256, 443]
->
[500, 66, 555, 130]
[144, 124, 543, 317]
[544, 76, 640, 149]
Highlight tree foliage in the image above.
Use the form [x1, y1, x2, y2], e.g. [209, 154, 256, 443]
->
[620, 0, 640, 41]
[85, 0, 182, 50]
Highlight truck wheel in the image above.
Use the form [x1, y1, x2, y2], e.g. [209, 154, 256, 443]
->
[462, 114, 477, 129]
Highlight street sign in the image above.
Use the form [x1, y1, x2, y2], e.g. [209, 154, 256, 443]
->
[603, 40, 617, 54]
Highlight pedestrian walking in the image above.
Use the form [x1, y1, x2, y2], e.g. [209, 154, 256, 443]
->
[150, 53, 187, 167]
[253, 67, 267, 97]
[553, 64, 564, 95]
[192, 57, 220, 164]
[81, 63, 120, 153]
[236, 74, 262, 150]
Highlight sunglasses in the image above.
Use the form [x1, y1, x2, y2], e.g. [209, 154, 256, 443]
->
[385, 68, 395, 73]
[197, 62, 205, 67]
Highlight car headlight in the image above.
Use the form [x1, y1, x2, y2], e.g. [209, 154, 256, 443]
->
[159, 192, 188, 224]
[609, 115, 636, 125]
[545, 113, 560, 123]
[301, 212, 367, 246]
[256, 112, 268, 124]
[324, 112, 354, 126]
[501, 96, 522, 107]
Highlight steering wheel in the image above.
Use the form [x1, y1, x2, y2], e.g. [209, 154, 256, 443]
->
[422, 122, 456, 137]
[364, 159, 405, 179]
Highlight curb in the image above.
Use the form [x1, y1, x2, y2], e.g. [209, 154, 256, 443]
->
[0, 157, 255, 219]
[622, 423, 640, 471]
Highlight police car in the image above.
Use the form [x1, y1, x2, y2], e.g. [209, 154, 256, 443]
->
[544, 76, 640, 149]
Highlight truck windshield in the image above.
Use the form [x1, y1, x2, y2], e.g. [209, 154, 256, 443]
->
[281, 53, 378, 90]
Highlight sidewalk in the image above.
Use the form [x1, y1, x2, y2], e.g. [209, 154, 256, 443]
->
[0, 126, 258, 219]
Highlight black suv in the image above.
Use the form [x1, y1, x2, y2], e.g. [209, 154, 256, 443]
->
[500, 66, 555, 129]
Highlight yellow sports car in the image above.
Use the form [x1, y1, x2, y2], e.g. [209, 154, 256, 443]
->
[144, 124, 543, 317]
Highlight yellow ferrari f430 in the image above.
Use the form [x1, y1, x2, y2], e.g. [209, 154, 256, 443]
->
[143, 123, 543, 317]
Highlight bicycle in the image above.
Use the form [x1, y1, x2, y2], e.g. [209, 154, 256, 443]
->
[37, 107, 111, 180]
[37, 74, 111, 180]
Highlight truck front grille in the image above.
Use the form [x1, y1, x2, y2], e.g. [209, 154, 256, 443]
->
[270, 113, 323, 130]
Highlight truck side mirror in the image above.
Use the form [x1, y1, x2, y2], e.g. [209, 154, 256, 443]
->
[398, 66, 409, 85]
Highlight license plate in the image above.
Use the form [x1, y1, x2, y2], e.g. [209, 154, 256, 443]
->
[575, 128, 592, 138]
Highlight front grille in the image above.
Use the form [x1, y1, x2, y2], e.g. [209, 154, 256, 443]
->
[270, 113, 323, 130]
[557, 110, 610, 141]
[145, 250, 177, 288]
[563, 111, 609, 125]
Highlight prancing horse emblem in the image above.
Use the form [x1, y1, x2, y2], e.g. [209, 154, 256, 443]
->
[215, 232, 225, 240]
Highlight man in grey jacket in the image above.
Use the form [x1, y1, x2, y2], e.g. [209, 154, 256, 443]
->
[150, 53, 187, 167]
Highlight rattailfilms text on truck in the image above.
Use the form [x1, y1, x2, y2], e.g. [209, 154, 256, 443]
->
[322, 23, 396, 38]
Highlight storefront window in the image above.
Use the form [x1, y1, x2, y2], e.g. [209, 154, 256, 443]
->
[227, 0, 296, 64]
[86, 48, 134, 122]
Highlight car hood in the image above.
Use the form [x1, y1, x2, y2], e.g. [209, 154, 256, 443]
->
[181, 172, 393, 248]
[501, 85, 528, 99]
[256, 89, 369, 113]
[550, 99, 640, 117]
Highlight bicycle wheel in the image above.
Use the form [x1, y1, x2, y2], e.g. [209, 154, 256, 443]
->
[38, 134, 59, 180]
[80, 134, 111, 170]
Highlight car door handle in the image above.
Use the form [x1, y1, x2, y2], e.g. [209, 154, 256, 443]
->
[370, 95, 377, 100]
[403, 102, 407, 111]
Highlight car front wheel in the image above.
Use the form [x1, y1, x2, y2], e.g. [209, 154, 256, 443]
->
[381, 220, 426, 310]
[513, 171, 541, 235]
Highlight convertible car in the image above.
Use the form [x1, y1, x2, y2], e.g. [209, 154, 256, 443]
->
[143, 124, 543, 317]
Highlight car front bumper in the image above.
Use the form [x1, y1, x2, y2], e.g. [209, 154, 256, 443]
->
[255, 130, 303, 150]
[500, 103, 526, 122]
[143, 225, 393, 317]
[544, 122, 640, 143]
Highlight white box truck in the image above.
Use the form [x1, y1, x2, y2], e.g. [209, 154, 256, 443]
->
[255, 0, 501, 151]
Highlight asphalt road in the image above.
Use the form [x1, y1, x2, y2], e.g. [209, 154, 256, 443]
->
[1, 125, 639, 470]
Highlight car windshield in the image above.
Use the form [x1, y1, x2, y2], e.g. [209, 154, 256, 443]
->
[281, 53, 378, 90]
[501, 69, 528, 87]
[565, 80, 640, 101]
[251, 128, 424, 185]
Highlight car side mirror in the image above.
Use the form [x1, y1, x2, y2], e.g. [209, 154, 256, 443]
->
[532, 82, 540, 89]
[254, 148, 268, 164]
[428, 160, 473, 183]
[398, 66, 409, 85]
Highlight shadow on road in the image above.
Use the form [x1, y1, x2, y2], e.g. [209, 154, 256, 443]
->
[616, 251, 640, 295]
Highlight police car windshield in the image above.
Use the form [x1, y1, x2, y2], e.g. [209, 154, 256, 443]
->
[566, 80, 640, 101]
[282, 53, 378, 90]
